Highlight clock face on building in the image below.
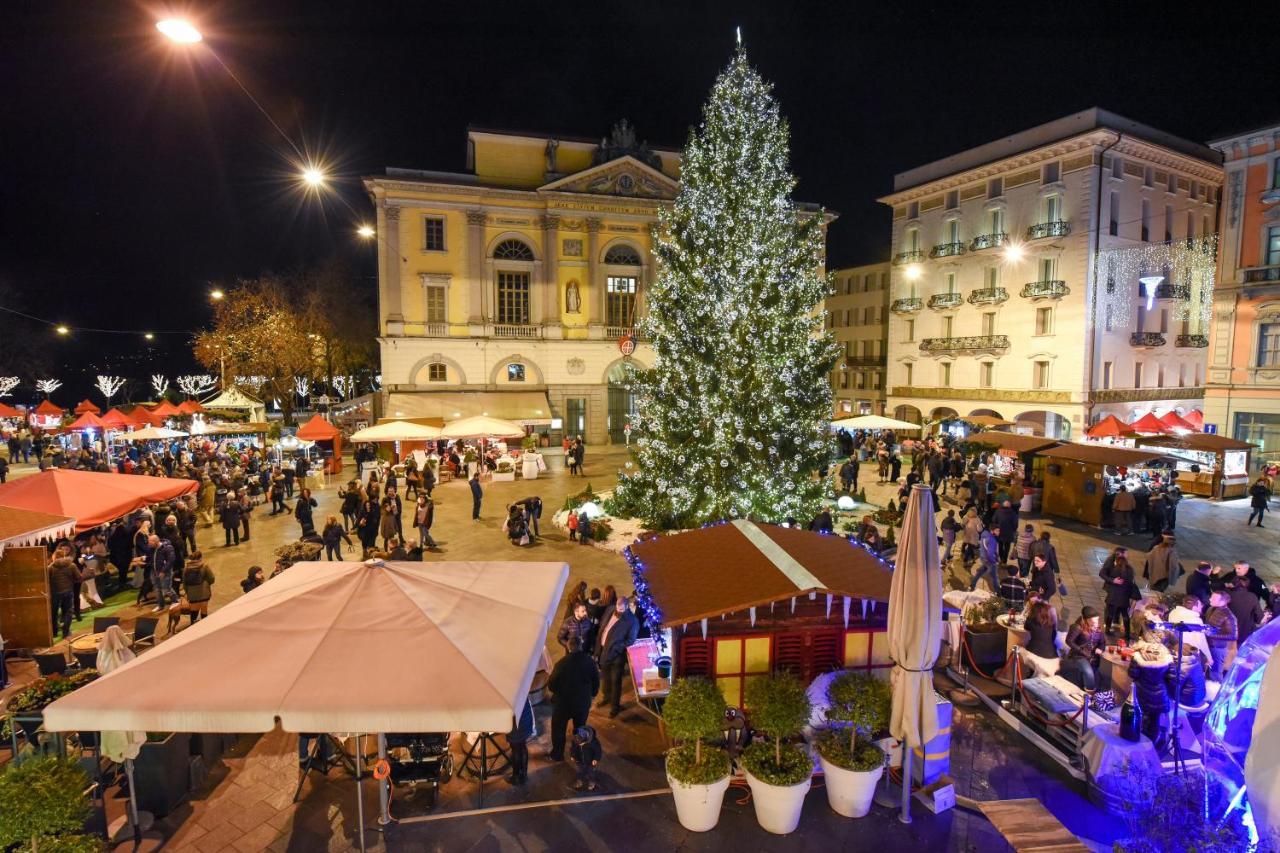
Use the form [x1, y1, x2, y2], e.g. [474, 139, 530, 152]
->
[619, 334, 636, 356]
[617, 174, 635, 194]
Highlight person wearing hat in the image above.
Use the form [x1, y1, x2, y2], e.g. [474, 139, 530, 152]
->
[569, 725, 602, 792]
[1061, 606, 1105, 690]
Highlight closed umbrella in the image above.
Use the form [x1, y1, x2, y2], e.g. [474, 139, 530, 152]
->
[96, 626, 152, 846]
[348, 420, 442, 443]
[887, 483, 944, 823]
[830, 414, 923, 432]
[440, 415, 525, 439]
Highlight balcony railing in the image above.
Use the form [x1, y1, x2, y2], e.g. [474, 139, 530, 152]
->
[1175, 334, 1209, 348]
[1025, 220, 1071, 240]
[1243, 265, 1280, 284]
[1020, 280, 1070, 300]
[967, 287, 1009, 306]
[493, 323, 543, 340]
[928, 293, 964, 310]
[919, 335, 1010, 354]
[890, 297, 922, 314]
[969, 232, 1009, 252]
[844, 355, 888, 367]
[892, 250, 924, 265]
[1130, 332, 1167, 348]
[1155, 283, 1191, 300]
[929, 242, 966, 259]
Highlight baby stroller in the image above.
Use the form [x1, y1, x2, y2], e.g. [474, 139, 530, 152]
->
[504, 506, 530, 546]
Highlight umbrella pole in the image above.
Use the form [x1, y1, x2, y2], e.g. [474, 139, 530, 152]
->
[899, 746, 913, 824]
[377, 733, 391, 827]
[126, 758, 142, 847]
[355, 734, 367, 853]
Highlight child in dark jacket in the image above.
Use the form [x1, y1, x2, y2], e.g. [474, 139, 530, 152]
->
[570, 725, 601, 791]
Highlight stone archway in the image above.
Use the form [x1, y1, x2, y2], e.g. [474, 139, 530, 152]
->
[930, 406, 959, 421]
[1014, 410, 1072, 440]
[969, 408, 1004, 419]
[893, 405, 923, 425]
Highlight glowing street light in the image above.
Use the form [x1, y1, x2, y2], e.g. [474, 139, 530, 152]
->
[356, 225, 376, 239]
[1003, 243, 1024, 262]
[156, 19, 203, 44]
[302, 166, 326, 188]
[144, 332, 155, 341]
[210, 289, 224, 301]
[904, 263, 923, 281]
[55, 325, 69, 336]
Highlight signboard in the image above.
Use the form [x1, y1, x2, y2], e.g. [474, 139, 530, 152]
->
[1204, 424, 1218, 435]
[618, 334, 636, 356]
[998, 448, 1019, 459]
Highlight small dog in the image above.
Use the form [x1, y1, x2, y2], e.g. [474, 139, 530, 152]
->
[165, 601, 194, 635]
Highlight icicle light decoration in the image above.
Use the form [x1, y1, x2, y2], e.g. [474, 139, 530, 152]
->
[1095, 236, 1217, 331]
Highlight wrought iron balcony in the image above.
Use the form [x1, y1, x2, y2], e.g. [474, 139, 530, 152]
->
[892, 250, 925, 265]
[929, 242, 966, 259]
[890, 297, 922, 314]
[919, 335, 1010, 355]
[969, 232, 1009, 252]
[1025, 220, 1071, 240]
[1155, 283, 1191, 300]
[1243, 265, 1280, 284]
[844, 355, 888, 367]
[967, 287, 1009, 306]
[1020, 280, 1070, 300]
[928, 293, 964, 310]
[1130, 332, 1167, 348]
[1175, 334, 1209, 348]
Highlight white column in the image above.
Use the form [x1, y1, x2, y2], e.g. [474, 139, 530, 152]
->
[467, 210, 487, 332]
[383, 206, 404, 334]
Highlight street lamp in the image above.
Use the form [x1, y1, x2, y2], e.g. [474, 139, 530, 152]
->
[210, 289, 224, 301]
[302, 166, 326, 188]
[144, 332, 155, 341]
[1003, 243, 1024, 262]
[55, 325, 69, 336]
[156, 19, 202, 43]
[904, 263, 923, 281]
[356, 224, 375, 239]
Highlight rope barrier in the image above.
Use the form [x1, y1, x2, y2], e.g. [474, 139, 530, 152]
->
[959, 630, 1087, 728]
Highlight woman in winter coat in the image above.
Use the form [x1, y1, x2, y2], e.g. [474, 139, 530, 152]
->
[1099, 553, 1137, 641]
[961, 510, 983, 565]
[379, 497, 399, 550]
[241, 566, 264, 594]
[356, 499, 380, 551]
[294, 488, 318, 536]
[181, 552, 215, 624]
[322, 516, 353, 561]
[339, 484, 361, 531]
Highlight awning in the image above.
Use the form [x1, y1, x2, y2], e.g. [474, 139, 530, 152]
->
[0, 504, 77, 560]
[1037, 443, 1175, 467]
[967, 432, 1060, 455]
[1137, 434, 1256, 453]
[0, 470, 198, 532]
[387, 391, 554, 425]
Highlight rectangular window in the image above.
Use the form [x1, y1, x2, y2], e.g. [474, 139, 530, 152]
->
[980, 362, 993, 388]
[1033, 361, 1050, 389]
[990, 208, 1005, 235]
[1035, 307, 1053, 335]
[1112, 157, 1124, 179]
[1103, 361, 1114, 390]
[1273, 157, 1280, 190]
[507, 363, 526, 382]
[907, 201, 919, 219]
[1143, 166, 1153, 187]
[946, 190, 959, 209]
[1109, 193, 1120, 236]
[856, 371, 867, 390]
[1134, 362, 1144, 388]
[1203, 214, 1211, 238]
[1157, 365, 1164, 388]
[424, 284, 446, 323]
[1159, 309, 1169, 333]
[714, 636, 771, 710]
[1168, 173, 1178, 194]
[905, 363, 913, 385]
[985, 267, 1000, 288]
[423, 216, 446, 251]
[872, 372, 882, 390]
[1141, 200, 1151, 242]
[1259, 323, 1280, 367]
[1178, 363, 1186, 387]
[945, 272, 957, 294]
[988, 178, 1003, 198]
[606, 275, 638, 329]
[906, 319, 915, 342]
[1266, 226, 1280, 266]
[982, 312, 995, 336]
[942, 316, 954, 337]
[1043, 161, 1060, 184]
[1039, 257, 1056, 281]
[1044, 194, 1061, 223]
[1187, 212, 1196, 239]
[947, 219, 960, 244]
[906, 227, 920, 252]
[1164, 205, 1174, 242]
[496, 271, 530, 324]
[428, 363, 446, 382]
[840, 371, 849, 389]
[940, 363, 951, 385]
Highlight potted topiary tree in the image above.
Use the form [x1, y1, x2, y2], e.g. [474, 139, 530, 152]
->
[0, 755, 99, 852]
[815, 672, 891, 818]
[962, 596, 1009, 675]
[492, 459, 516, 482]
[741, 673, 814, 834]
[662, 677, 731, 831]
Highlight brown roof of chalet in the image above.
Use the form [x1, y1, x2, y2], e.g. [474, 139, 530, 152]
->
[968, 432, 1060, 454]
[630, 521, 893, 628]
[1037, 443, 1174, 466]
[0, 504, 76, 544]
[1136, 434, 1256, 453]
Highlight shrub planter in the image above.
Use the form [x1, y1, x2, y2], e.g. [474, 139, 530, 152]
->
[744, 767, 812, 834]
[962, 625, 1008, 674]
[817, 754, 882, 818]
[666, 767, 731, 832]
[491, 471, 515, 482]
[190, 731, 226, 765]
[134, 733, 191, 817]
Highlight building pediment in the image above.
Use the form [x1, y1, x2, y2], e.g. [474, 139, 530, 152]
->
[539, 156, 678, 200]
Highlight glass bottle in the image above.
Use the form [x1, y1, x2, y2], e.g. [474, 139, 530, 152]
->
[1119, 681, 1142, 742]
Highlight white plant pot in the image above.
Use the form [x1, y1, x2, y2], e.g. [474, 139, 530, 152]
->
[491, 471, 515, 482]
[666, 771, 730, 832]
[744, 768, 812, 835]
[818, 754, 883, 818]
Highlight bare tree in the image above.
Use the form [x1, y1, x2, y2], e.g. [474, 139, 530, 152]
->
[95, 375, 127, 407]
[35, 379, 62, 398]
[0, 377, 18, 398]
[151, 374, 170, 398]
[177, 374, 218, 397]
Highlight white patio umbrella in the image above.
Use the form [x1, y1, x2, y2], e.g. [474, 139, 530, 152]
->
[831, 414, 923, 432]
[95, 626, 152, 846]
[439, 415, 525, 440]
[127, 426, 189, 440]
[887, 483, 944, 823]
[348, 420, 442, 442]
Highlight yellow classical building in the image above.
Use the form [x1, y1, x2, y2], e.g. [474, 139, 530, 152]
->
[364, 122, 677, 444]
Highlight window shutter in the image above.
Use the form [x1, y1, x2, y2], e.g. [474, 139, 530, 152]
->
[678, 637, 710, 677]
[773, 632, 806, 677]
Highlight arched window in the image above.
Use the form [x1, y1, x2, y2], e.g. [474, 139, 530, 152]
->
[427, 363, 447, 382]
[493, 239, 534, 261]
[604, 244, 642, 265]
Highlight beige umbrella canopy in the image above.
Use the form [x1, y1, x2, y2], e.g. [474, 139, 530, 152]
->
[348, 420, 442, 442]
[44, 559, 569, 734]
[126, 426, 189, 440]
[887, 483, 944, 822]
[439, 415, 525, 439]
[831, 414, 923, 431]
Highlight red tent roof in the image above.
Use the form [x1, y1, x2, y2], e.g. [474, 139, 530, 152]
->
[295, 414, 340, 441]
[1159, 411, 1195, 432]
[1086, 415, 1135, 439]
[0, 469, 199, 532]
[74, 399, 101, 414]
[0, 402, 23, 418]
[1183, 409, 1205, 430]
[129, 407, 164, 427]
[68, 412, 106, 431]
[177, 400, 205, 414]
[1130, 412, 1169, 434]
[99, 408, 134, 430]
[150, 400, 181, 417]
[35, 400, 64, 416]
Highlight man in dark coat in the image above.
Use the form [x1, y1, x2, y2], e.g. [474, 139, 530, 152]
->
[1228, 582, 1264, 645]
[469, 471, 483, 520]
[1247, 476, 1271, 527]
[547, 637, 600, 761]
[220, 492, 242, 546]
[595, 596, 640, 717]
[993, 500, 1019, 564]
[48, 548, 83, 639]
[1185, 561, 1214, 609]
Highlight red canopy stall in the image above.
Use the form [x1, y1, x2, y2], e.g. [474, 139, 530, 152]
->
[73, 399, 101, 415]
[1085, 415, 1135, 440]
[150, 400, 181, 418]
[1158, 411, 1196, 433]
[99, 408, 134, 431]
[31, 399, 64, 429]
[295, 414, 344, 474]
[1129, 412, 1169, 434]
[177, 400, 205, 414]
[0, 469, 198, 532]
[0, 402, 24, 419]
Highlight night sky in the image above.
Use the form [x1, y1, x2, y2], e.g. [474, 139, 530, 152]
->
[1, 1, 1272, 400]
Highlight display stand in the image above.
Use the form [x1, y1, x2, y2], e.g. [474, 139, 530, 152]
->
[456, 732, 509, 806]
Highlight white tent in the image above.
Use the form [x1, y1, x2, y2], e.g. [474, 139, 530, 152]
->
[831, 415, 923, 431]
[440, 415, 525, 440]
[348, 420, 442, 443]
[201, 386, 267, 424]
[44, 559, 568, 734]
[126, 426, 189, 440]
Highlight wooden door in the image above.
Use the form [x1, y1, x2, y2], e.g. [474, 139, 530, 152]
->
[0, 546, 53, 651]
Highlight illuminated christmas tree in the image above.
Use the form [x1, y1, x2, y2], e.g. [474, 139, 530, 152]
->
[613, 48, 836, 529]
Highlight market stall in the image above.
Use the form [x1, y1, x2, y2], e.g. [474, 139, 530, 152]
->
[1037, 443, 1175, 526]
[830, 414, 923, 432]
[73, 399, 101, 415]
[627, 520, 895, 711]
[1135, 433, 1256, 499]
[201, 386, 268, 424]
[1128, 412, 1169, 435]
[0, 505, 78, 650]
[30, 399, 65, 429]
[0, 469, 198, 532]
[966, 432, 1060, 503]
[295, 414, 344, 475]
[1084, 415, 1135, 442]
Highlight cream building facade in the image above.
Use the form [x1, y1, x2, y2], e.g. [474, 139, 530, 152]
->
[826, 262, 890, 416]
[879, 109, 1222, 438]
[364, 123, 678, 445]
